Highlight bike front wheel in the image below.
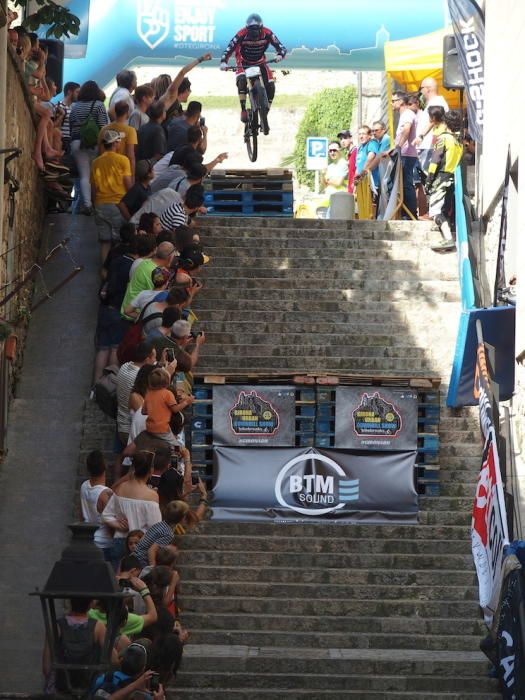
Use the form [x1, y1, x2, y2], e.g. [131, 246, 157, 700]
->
[244, 110, 258, 162]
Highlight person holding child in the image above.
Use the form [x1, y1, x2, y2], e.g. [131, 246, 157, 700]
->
[142, 366, 195, 448]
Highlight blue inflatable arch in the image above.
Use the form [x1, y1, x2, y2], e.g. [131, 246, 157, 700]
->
[51, 0, 448, 88]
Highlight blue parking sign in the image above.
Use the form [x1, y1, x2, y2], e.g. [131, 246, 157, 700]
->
[306, 137, 329, 170]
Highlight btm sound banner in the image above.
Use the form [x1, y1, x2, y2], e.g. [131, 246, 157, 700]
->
[212, 385, 295, 447]
[212, 447, 418, 524]
[335, 386, 418, 450]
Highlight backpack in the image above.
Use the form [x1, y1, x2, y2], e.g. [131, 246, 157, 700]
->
[80, 101, 100, 148]
[55, 617, 98, 692]
[117, 299, 163, 365]
[93, 365, 119, 418]
[91, 670, 132, 699]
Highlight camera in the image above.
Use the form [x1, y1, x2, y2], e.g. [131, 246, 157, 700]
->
[191, 471, 200, 486]
[190, 331, 203, 340]
[165, 348, 175, 362]
[149, 672, 160, 692]
[118, 578, 130, 588]
[199, 117, 205, 127]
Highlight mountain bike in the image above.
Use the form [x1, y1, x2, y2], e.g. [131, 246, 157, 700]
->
[226, 60, 279, 162]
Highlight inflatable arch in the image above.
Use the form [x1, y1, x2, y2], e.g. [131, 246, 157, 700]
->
[48, 0, 448, 88]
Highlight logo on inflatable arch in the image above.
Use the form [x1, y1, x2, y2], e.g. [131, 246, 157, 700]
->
[137, 0, 170, 50]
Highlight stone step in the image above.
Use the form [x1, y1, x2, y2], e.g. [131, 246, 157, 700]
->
[177, 550, 473, 572]
[176, 564, 476, 587]
[183, 628, 482, 651]
[198, 278, 460, 296]
[179, 596, 480, 618]
[201, 217, 435, 232]
[177, 645, 490, 677]
[179, 612, 484, 637]
[172, 671, 498, 697]
[197, 319, 455, 335]
[179, 534, 471, 555]
[172, 687, 499, 699]
[193, 308, 454, 325]
[201, 266, 458, 283]
[197, 357, 436, 373]
[202, 259, 457, 279]
[193, 298, 457, 313]
[193, 522, 470, 539]
[200, 342, 429, 358]
[178, 580, 478, 602]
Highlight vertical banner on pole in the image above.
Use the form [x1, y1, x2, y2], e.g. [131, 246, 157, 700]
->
[471, 327, 509, 623]
[447, 0, 485, 142]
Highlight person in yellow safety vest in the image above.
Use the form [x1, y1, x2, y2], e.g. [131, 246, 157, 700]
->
[425, 110, 463, 253]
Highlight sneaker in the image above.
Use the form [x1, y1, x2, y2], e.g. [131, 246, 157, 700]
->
[431, 239, 456, 252]
[240, 109, 248, 123]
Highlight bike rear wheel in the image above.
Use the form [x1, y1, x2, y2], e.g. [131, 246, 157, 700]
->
[244, 109, 258, 162]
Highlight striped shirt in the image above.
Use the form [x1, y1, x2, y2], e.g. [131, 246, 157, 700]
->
[69, 100, 109, 141]
[116, 361, 140, 434]
[134, 520, 174, 566]
[159, 201, 188, 230]
[57, 101, 72, 143]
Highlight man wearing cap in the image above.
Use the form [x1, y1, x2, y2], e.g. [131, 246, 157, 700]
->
[123, 266, 171, 320]
[337, 129, 357, 193]
[98, 99, 138, 175]
[119, 159, 155, 220]
[321, 141, 348, 193]
[121, 242, 177, 319]
[91, 129, 133, 264]
[151, 319, 206, 373]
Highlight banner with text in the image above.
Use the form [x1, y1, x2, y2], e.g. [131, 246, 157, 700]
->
[211, 446, 418, 523]
[335, 386, 418, 450]
[212, 385, 295, 447]
[448, 0, 485, 141]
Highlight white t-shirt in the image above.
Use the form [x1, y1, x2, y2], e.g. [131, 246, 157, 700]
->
[396, 109, 418, 157]
[418, 95, 449, 150]
[109, 87, 135, 120]
[130, 289, 160, 310]
[80, 481, 114, 548]
[153, 152, 175, 177]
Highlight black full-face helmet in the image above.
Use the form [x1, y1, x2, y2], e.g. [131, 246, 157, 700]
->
[246, 13, 263, 37]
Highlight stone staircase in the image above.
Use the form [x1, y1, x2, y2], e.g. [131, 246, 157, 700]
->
[169, 217, 499, 698]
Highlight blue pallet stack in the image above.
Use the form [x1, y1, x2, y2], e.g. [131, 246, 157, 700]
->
[204, 168, 294, 217]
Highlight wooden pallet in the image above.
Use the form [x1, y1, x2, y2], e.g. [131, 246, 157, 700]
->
[189, 379, 441, 495]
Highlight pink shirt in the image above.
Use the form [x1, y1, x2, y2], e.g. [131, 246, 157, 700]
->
[396, 108, 418, 157]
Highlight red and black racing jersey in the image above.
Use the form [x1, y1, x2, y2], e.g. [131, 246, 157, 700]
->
[221, 26, 287, 67]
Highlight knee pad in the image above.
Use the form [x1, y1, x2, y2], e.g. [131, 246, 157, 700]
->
[236, 75, 247, 95]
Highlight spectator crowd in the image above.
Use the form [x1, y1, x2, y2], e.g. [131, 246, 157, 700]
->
[6, 12, 471, 695]
[321, 76, 465, 252]
[7, 16, 229, 697]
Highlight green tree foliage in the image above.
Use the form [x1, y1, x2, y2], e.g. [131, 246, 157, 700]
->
[287, 85, 357, 190]
[14, 0, 80, 39]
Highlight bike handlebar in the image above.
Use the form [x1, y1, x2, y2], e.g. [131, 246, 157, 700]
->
[223, 58, 283, 71]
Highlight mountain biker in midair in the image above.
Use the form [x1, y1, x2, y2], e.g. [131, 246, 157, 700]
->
[220, 13, 287, 124]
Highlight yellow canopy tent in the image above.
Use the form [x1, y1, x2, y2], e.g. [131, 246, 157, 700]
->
[384, 27, 462, 108]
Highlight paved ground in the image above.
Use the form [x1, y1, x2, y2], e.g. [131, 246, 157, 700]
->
[0, 212, 99, 693]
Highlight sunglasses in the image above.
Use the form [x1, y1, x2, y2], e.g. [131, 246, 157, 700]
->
[328, 149, 339, 153]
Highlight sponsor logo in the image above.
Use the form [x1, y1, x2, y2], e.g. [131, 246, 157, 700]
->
[275, 453, 360, 516]
[229, 390, 280, 437]
[458, 16, 484, 128]
[352, 391, 402, 438]
[137, 0, 170, 50]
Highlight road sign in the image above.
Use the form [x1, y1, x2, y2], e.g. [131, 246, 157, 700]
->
[306, 137, 328, 171]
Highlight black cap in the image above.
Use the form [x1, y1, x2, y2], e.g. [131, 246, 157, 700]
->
[337, 130, 353, 139]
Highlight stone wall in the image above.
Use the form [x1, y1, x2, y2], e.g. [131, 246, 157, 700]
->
[1, 46, 45, 391]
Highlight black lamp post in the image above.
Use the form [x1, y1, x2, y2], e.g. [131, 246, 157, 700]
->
[31, 523, 126, 696]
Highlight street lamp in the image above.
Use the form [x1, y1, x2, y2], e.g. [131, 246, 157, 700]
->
[31, 523, 126, 696]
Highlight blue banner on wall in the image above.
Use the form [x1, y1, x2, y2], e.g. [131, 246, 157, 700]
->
[447, 306, 516, 407]
[61, 0, 447, 89]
